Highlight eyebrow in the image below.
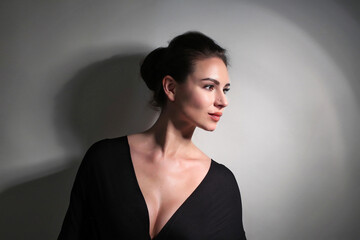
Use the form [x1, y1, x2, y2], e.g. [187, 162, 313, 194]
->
[201, 78, 230, 87]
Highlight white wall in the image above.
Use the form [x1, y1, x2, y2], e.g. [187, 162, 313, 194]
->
[1, 0, 359, 239]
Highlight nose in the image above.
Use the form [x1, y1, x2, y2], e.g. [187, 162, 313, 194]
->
[215, 91, 228, 109]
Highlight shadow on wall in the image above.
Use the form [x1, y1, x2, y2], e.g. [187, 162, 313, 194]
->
[55, 52, 157, 151]
[0, 52, 157, 239]
[0, 161, 79, 239]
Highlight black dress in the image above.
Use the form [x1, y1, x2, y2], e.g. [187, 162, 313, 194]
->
[58, 136, 246, 240]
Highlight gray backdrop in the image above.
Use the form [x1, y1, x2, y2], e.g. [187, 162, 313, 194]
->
[1, 0, 359, 239]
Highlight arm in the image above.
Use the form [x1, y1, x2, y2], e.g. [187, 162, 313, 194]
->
[215, 163, 247, 240]
[58, 143, 98, 239]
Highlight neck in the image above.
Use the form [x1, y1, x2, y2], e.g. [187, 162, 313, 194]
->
[143, 106, 196, 158]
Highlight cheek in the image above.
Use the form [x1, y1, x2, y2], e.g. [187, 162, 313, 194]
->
[186, 91, 213, 109]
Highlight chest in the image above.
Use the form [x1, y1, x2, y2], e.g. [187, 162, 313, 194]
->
[130, 152, 210, 238]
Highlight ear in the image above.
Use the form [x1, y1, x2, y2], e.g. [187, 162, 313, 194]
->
[162, 75, 177, 102]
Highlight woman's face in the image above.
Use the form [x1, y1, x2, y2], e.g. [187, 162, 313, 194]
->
[174, 57, 230, 131]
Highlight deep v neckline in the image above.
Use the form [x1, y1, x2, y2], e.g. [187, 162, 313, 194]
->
[124, 135, 213, 240]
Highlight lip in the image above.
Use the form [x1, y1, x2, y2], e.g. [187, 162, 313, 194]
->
[209, 112, 222, 117]
[209, 112, 222, 122]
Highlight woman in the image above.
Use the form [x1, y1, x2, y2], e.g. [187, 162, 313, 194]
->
[58, 31, 246, 239]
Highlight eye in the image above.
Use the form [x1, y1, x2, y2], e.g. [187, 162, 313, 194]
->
[223, 88, 230, 94]
[204, 85, 215, 91]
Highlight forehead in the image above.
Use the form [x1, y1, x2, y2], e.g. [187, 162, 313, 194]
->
[190, 57, 229, 83]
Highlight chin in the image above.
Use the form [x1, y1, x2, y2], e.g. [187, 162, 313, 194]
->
[199, 123, 217, 132]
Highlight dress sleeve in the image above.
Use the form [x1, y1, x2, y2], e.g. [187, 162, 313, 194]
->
[215, 163, 247, 240]
[58, 142, 98, 240]
[229, 173, 247, 240]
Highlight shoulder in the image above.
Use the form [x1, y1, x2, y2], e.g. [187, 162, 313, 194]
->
[80, 135, 129, 167]
[85, 135, 128, 155]
[207, 160, 243, 200]
[211, 160, 238, 185]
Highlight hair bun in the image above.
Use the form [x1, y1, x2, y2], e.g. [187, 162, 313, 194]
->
[140, 47, 167, 91]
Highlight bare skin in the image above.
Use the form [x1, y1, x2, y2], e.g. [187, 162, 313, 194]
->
[127, 57, 229, 238]
[127, 119, 210, 238]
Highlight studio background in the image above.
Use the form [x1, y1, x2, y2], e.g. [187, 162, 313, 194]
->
[1, 0, 359, 239]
